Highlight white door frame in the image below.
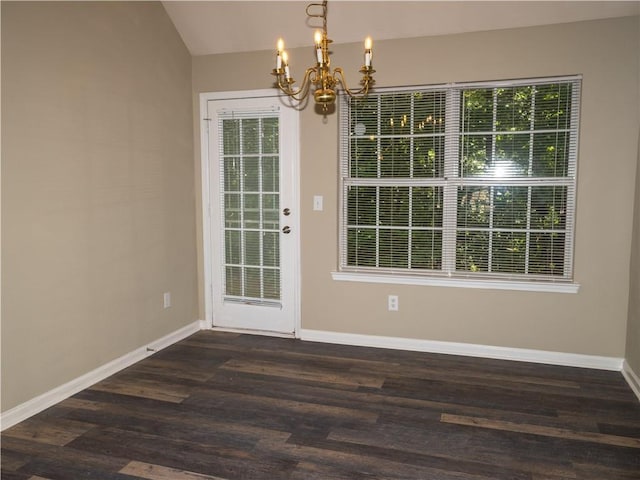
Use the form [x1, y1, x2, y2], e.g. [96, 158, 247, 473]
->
[199, 89, 301, 337]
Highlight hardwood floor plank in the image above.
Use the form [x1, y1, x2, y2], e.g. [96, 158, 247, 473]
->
[119, 460, 230, 480]
[2, 417, 95, 446]
[220, 358, 385, 388]
[441, 413, 640, 448]
[89, 378, 190, 403]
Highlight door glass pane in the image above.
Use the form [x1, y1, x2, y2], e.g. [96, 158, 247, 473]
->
[221, 115, 281, 303]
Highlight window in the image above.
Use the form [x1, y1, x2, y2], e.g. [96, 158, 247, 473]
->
[338, 76, 581, 291]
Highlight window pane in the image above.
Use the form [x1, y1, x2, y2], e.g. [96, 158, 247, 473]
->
[242, 118, 260, 154]
[534, 83, 572, 131]
[531, 186, 567, 230]
[244, 231, 260, 266]
[461, 89, 493, 133]
[224, 158, 241, 192]
[243, 157, 260, 192]
[412, 187, 443, 228]
[494, 86, 533, 132]
[225, 266, 242, 296]
[262, 193, 279, 230]
[493, 186, 528, 229]
[379, 229, 409, 268]
[380, 93, 412, 136]
[413, 91, 446, 135]
[225, 230, 241, 265]
[494, 133, 530, 176]
[224, 193, 241, 228]
[347, 228, 377, 267]
[379, 187, 409, 226]
[532, 132, 570, 177]
[380, 138, 411, 177]
[243, 194, 260, 229]
[411, 230, 442, 269]
[460, 134, 491, 177]
[244, 267, 261, 298]
[529, 232, 565, 275]
[492, 231, 526, 273]
[263, 231, 279, 267]
[457, 187, 490, 228]
[350, 137, 378, 178]
[262, 156, 279, 192]
[413, 136, 445, 178]
[263, 268, 280, 300]
[456, 230, 489, 272]
[348, 186, 377, 226]
[223, 119, 240, 155]
[262, 117, 279, 154]
[350, 95, 379, 136]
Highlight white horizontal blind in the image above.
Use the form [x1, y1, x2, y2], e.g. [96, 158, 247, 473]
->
[339, 76, 581, 283]
[218, 108, 281, 304]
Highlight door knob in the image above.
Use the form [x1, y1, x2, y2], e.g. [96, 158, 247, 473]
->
[282, 226, 291, 234]
[283, 208, 291, 216]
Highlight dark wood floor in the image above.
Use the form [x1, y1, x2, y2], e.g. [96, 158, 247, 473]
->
[2, 330, 640, 480]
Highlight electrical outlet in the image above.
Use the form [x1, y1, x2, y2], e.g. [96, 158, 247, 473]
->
[388, 295, 399, 311]
[163, 292, 171, 309]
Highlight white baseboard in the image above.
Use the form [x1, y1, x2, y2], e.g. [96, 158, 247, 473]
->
[0, 320, 203, 431]
[299, 329, 624, 371]
[622, 360, 640, 401]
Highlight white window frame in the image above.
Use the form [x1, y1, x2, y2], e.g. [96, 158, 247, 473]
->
[333, 76, 581, 293]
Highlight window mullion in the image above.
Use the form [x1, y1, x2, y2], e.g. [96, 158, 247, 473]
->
[442, 88, 460, 274]
[375, 96, 382, 268]
[487, 89, 499, 273]
[408, 94, 415, 268]
[525, 87, 537, 274]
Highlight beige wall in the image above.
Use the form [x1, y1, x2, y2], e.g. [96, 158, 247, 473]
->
[626, 134, 640, 373]
[194, 16, 639, 358]
[1, 2, 197, 411]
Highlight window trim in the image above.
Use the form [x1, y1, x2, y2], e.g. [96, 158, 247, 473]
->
[337, 76, 582, 292]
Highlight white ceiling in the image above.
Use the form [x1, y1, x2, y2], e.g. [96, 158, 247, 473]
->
[162, 1, 640, 56]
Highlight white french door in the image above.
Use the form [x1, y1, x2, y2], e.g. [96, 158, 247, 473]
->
[203, 92, 299, 335]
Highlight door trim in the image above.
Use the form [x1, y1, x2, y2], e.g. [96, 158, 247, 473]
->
[199, 89, 301, 337]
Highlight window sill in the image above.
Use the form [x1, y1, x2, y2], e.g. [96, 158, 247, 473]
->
[331, 271, 580, 294]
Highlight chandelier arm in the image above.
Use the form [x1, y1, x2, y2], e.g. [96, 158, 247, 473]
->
[333, 67, 374, 97]
[275, 67, 318, 101]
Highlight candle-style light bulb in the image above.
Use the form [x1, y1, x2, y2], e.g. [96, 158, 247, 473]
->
[276, 38, 285, 70]
[314, 30, 323, 64]
[282, 51, 291, 80]
[364, 36, 373, 68]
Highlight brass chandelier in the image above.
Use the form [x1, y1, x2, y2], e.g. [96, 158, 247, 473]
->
[272, 0, 375, 112]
